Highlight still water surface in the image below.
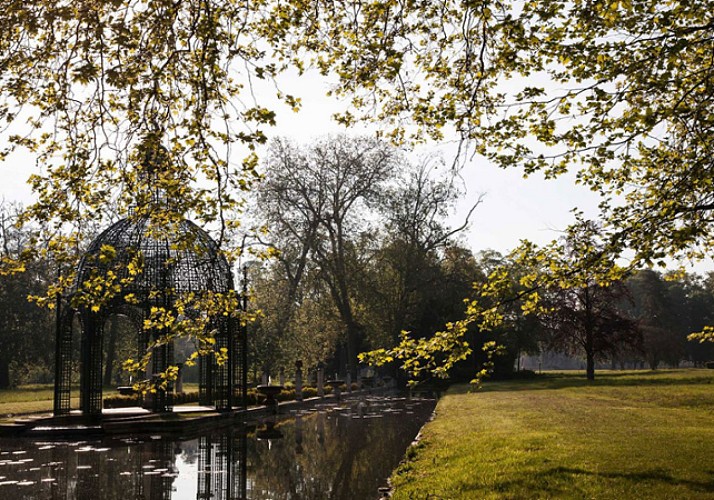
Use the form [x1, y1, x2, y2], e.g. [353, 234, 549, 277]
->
[0, 395, 435, 499]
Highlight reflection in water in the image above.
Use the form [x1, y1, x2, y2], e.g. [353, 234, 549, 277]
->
[0, 395, 434, 499]
[0, 439, 177, 500]
[198, 432, 247, 500]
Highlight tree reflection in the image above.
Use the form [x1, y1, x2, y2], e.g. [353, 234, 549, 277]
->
[0, 396, 434, 499]
[245, 397, 435, 500]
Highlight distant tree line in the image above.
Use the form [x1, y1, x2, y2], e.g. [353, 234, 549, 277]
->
[0, 203, 54, 388]
[453, 242, 714, 382]
[2, 137, 714, 388]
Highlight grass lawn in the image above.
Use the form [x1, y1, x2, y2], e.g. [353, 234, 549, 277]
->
[391, 369, 714, 499]
[0, 384, 71, 416]
[0, 383, 200, 417]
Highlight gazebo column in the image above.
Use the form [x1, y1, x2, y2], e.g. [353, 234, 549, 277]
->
[140, 320, 174, 413]
[199, 350, 213, 406]
[53, 306, 74, 416]
[150, 337, 173, 412]
[209, 317, 232, 411]
[79, 311, 104, 417]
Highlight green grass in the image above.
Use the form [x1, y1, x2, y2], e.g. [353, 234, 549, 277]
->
[391, 369, 714, 500]
[0, 382, 200, 416]
[0, 384, 66, 416]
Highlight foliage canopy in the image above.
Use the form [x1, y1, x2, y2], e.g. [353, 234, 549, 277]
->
[2, 1, 713, 381]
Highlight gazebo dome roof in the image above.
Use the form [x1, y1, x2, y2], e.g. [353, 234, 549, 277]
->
[75, 216, 233, 298]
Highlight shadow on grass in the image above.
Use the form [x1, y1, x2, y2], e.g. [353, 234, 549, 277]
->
[491, 466, 714, 497]
[446, 370, 714, 395]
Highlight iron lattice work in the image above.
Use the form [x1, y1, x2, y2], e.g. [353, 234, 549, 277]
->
[53, 216, 247, 416]
[198, 430, 248, 500]
[78, 217, 233, 295]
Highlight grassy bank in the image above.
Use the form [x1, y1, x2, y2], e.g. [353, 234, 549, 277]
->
[0, 385, 72, 416]
[392, 369, 714, 499]
[0, 382, 338, 416]
[0, 383, 201, 416]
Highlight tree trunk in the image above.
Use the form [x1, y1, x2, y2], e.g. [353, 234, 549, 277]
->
[585, 351, 595, 381]
[0, 358, 10, 389]
[345, 321, 361, 379]
[103, 316, 119, 387]
[584, 287, 595, 381]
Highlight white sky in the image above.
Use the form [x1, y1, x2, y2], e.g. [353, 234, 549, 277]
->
[248, 70, 601, 252]
[1, 68, 711, 274]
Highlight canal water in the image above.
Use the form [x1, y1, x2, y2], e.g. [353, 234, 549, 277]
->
[0, 394, 435, 499]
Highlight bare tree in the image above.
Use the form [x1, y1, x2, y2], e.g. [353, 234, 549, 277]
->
[255, 135, 397, 376]
[368, 158, 481, 344]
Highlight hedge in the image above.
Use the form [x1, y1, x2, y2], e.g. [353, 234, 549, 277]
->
[102, 385, 361, 408]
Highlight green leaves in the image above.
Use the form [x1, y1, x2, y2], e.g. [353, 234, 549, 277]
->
[2, 1, 269, 266]
[688, 326, 714, 344]
[3, 0, 714, 386]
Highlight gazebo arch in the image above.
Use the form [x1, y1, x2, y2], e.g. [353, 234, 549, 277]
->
[53, 212, 246, 417]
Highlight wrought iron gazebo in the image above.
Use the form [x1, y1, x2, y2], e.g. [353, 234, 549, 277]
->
[53, 147, 247, 417]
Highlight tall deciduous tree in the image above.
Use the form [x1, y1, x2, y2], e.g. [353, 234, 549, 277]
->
[366, 159, 479, 345]
[539, 225, 641, 380]
[253, 143, 479, 379]
[0, 204, 53, 388]
[255, 135, 397, 376]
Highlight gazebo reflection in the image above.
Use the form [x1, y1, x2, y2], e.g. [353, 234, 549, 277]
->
[197, 430, 248, 500]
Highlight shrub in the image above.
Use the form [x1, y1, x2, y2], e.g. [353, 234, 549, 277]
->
[103, 390, 200, 409]
[10, 361, 54, 386]
[103, 394, 141, 409]
[278, 388, 296, 401]
[173, 391, 200, 405]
